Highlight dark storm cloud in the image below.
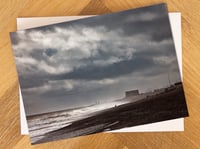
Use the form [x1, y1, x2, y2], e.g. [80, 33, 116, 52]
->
[52, 55, 167, 80]
[19, 75, 47, 89]
[24, 3, 169, 41]
[45, 48, 58, 57]
[19, 74, 50, 89]
[68, 3, 170, 42]
[133, 45, 176, 57]
[10, 33, 20, 45]
[121, 15, 172, 41]
[55, 3, 167, 30]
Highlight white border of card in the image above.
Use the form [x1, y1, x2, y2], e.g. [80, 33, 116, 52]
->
[18, 13, 184, 135]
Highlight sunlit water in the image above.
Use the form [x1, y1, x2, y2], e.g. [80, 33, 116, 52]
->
[28, 100, 130, 143]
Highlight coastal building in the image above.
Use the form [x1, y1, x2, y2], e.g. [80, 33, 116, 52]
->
[125, 90, 139, 97]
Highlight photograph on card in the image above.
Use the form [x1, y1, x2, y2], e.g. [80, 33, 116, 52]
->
[10, 3, 188, 144]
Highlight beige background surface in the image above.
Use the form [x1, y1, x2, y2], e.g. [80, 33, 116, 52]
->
[0, 0, 200, 148]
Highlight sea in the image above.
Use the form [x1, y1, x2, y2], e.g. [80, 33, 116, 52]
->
[27, 100, 130, 143]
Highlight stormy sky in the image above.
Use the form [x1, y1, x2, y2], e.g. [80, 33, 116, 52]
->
[10, 3, 181, 115]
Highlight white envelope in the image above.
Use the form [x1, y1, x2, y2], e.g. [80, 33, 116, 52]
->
[18, 13, 184, 135]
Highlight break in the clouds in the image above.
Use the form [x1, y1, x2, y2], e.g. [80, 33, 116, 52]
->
[10, 3, 181, 115]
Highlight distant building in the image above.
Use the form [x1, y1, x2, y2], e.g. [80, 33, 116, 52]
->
[125, 90, 139, 97]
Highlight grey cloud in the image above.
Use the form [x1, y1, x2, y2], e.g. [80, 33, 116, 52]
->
[29, 49, 45, 60]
